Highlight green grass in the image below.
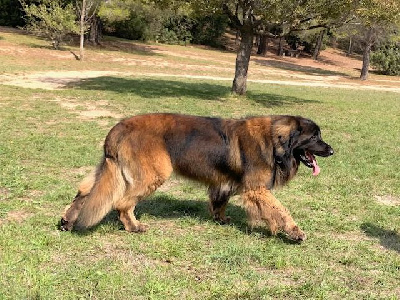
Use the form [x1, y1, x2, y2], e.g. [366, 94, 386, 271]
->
[0, 29, 399, 300]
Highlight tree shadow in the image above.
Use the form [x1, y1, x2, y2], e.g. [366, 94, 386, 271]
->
[69, 76, 321, 107]
[69, 76, 230, 101]
[253, 58, 350, 78]
[71, 194, 298, 244]
[247, 90, 321, 108]
[360, 222, 400, 253]
[96, 39, 160, 56]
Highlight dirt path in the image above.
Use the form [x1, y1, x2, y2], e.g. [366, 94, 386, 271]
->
[0, 26, 398, 92]
[1, 70, 399, 93]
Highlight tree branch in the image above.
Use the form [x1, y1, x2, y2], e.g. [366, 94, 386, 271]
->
[222, 3, 242, 28]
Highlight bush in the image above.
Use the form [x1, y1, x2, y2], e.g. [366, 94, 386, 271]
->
[20, 0, 79, 49]
[371, 44, 400, 76]
[191, 14, 229, 48]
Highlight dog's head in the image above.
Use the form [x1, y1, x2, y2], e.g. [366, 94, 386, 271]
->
[272, 116, 333, 177]
[292, 117, 334, 176]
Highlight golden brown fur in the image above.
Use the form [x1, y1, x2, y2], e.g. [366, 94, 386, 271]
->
[60, 113, 333, 241]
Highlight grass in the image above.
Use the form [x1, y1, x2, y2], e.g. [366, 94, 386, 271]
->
[0, 28, 399, 299]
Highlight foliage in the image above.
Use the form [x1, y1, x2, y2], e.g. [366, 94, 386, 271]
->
[98, 0, 193, 44]
[191, 13, 229, 48]
[0, 0, 24, 27]
[355, 0, 400, 79]
[357, 0, 400, 27]
[371, 43, 400, 75]
[19, 0, 79, 49]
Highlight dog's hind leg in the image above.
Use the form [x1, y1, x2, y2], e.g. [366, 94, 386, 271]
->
[241, 187, 306, 241]
[208, 184, 233, 224]
[115, 150, 173, 232]
[115, 174, 171, 232]
[115, 196, 147, 232]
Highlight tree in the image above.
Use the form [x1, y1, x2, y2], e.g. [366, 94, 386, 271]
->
[19, 0, 80, 50]
[312, 28, 326, 60]
[79, 0, 87, 60]
[76, 0, 100, 60]
[357, 0, 400, 80]
[194, 0, 355, 95]
[222, 2, 259, 95]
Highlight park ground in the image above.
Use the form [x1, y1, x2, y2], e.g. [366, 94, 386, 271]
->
[0, 26, 399, 299]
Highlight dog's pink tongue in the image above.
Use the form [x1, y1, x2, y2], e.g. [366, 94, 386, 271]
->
[311, 156, 320, 176]
[307, 152, 320, 176]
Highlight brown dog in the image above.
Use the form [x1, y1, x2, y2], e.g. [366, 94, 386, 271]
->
[60, 113, 333, 241]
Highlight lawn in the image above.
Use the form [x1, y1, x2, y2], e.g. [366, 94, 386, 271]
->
[0, 28, 399, 299]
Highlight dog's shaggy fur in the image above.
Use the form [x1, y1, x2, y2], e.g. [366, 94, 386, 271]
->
[60, 113, 333, 241]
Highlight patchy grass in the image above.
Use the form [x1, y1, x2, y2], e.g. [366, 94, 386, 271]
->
[0, 29, 399, 299]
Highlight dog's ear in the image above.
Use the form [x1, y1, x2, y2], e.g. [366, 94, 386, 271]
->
[277, 124, 301, 154]
[288, 125, 302, 149]
[273, 117, 302, 164]
[273, 129, 298, 166]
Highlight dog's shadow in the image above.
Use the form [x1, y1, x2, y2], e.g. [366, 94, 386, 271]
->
[135, 194, 264, 237]
[75, 193, 297, 243]
[360, 223, 400, 253]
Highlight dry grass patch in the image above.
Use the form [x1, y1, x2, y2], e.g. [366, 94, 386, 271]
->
[52, 97, 122, 126]
[374, 195, 400, 206]
[0, 187, 10, 201]
[0, 209, 34, 225]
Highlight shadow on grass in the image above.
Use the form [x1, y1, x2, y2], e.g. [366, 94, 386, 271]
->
[71, 194, 299, 244]
[361, 222, 400, 253]
[247, 90, 321, 107]
[70, 76, 320, 107]
[70, 76, 230, 101]
[97, 39, 160, 56]
[253, 58, 350, 77]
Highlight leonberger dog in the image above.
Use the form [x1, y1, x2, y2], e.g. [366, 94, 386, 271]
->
[60, 113, 334, 241]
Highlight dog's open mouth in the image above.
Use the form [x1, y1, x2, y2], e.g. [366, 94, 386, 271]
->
[299, 151, 320, 176]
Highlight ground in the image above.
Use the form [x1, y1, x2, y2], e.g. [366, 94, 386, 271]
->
[0, 26, 399, 93]
[1, 27, 400, 299]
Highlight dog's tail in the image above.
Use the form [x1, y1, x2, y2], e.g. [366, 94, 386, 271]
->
[73, 156, 126, 230]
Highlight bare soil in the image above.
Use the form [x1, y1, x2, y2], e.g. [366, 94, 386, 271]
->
[0, 26, 399, 92]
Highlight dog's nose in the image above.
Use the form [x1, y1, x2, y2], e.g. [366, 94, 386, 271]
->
[328, 147, 334, 156]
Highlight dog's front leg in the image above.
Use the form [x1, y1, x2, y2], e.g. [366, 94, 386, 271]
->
[241, 187, 306, 241]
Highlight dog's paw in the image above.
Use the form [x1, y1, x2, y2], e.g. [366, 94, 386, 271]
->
[126, 222, 148, 233]
[214, 215, 231, 225]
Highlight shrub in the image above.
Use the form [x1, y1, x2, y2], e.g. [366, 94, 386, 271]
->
[371, 44, 400, 76]
[191, 14, 229, 48]
[19, 0, 79, 49]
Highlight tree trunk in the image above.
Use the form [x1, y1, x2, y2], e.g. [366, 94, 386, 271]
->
[257, 34, 268, 56]
[235, 30, 240, 45]
[360, 28, 373, 81]
[347, 36, 353, 56]
[88, 15, 101, 44]
[312, 29, 325, 60]
[277, 37, 284, 56]
[79, 0, 86, 61]
[232, 26, 253, 95]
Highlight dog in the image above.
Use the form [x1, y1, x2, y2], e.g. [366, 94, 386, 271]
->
[60, 113, 333, 241]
